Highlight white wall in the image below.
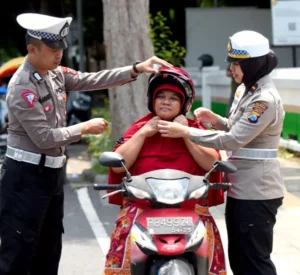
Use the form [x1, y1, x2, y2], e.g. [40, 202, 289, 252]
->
[185, 7, 300, 70]
[184, 66, 300, 111]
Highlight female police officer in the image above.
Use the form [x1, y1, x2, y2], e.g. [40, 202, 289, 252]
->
[157, 30, 285, 275]
[0, 13, 172, 275]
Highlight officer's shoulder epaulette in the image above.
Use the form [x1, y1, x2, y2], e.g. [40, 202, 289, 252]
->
[11, 69, 30, 85]
[252, 85, 276, 104]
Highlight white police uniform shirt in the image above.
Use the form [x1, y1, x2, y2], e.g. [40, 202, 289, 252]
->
[189, 75, 285, 200]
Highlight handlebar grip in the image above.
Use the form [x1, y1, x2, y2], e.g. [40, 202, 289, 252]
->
[93, 183, 122, 191]
[209, 183, 232, 190]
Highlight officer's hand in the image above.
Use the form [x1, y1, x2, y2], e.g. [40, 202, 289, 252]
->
[136, 56, 173, 74]
[157, 120, 190, 138]
[193, 107, 218, 125]
[81, 118, 108, 135]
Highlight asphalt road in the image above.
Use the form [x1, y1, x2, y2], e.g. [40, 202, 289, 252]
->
[59, 184, 119, 275]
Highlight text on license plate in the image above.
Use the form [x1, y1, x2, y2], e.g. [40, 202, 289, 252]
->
[146, 217, 193, 235]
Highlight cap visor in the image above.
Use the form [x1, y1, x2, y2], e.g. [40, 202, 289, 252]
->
[226, 56, 248, 63]
[43, 39, 68, 50]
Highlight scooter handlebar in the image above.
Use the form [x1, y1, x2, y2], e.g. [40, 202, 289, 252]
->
[93, 183, 122, 191]
[209, 183, 231, 190]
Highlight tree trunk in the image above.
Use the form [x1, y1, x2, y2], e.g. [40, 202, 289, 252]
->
[102, 0, 154, 141]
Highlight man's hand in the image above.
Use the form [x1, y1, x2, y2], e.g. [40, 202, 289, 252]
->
[193, 107, 219, 126]
[173, 115, 188, 126]
[134, 56, 173, 75]
[139, 116, 161, 137]
[158, 120, 190, 138]
[80, 118, 108, 135]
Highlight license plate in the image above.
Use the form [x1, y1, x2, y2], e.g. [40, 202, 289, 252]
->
[146, 217, 193, 235]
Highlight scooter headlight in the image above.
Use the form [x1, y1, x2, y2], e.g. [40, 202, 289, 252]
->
[146, 178, 189, 204]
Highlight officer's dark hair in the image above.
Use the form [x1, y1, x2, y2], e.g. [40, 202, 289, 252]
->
[25, 33, 42, 49]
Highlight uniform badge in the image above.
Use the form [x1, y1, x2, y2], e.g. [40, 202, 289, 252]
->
[250, 84, 258, 93]
[22, 90, 36, 108]
[61, 66, 78, 75]
[59, 22, 70, 38]
[248, 102, 268, 123]
[235, 91, 241, 98]
[227, 40, 232, 53]
[43, 104, 52, 112]
[33, 71, 43, 82]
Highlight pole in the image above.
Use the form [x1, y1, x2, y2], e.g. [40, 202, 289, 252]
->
[292, 46, 297, 67]
[76, 0, 85, 72]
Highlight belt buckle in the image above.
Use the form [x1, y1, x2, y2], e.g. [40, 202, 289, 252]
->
[14, 149, 24, 162]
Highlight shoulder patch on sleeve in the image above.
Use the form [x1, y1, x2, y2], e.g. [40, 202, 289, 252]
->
[247, 101, 268, 123]
[21, 90, 36, 108]
[60, 66, 78, 75]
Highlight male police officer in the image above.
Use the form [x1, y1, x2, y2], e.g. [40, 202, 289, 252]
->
[0, 13, 172, 275]
[157, 31, 285, 275]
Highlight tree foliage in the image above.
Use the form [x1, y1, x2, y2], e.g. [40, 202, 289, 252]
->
[149, 12, 186, 67]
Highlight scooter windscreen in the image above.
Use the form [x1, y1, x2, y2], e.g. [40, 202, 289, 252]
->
[146, 178, 189, 205]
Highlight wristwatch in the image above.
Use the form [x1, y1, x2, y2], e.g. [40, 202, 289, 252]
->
[133, 61, 142, 74]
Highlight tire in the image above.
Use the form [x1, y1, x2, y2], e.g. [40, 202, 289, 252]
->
[150, 258, 195, 275]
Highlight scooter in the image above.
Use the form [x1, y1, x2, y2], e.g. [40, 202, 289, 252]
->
[94, 152, 237, 275]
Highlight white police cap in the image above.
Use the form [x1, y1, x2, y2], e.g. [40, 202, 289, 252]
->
[17, 13, 72, 50]
[226, 30, 270, 62]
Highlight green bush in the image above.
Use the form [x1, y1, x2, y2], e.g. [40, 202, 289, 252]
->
[196, 0, 227, 7]
[149, 11, 186, 67]
[84, 102, 114, 174]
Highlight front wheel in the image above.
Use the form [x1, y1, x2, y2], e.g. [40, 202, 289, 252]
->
[150, 258, 195, 275]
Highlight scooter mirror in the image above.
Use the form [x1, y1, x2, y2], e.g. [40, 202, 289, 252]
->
[213, 161, 237, 173]
[99, 152, 125, 167]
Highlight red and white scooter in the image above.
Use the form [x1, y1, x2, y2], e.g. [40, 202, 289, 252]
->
[94, 152, 236, 275]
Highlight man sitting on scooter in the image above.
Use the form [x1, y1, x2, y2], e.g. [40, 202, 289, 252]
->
[105, 67, 227, 275]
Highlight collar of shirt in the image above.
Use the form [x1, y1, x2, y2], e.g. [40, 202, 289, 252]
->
[248, 75, 272, 95]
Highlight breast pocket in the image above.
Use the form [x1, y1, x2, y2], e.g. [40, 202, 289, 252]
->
[231, 107, 245, 125]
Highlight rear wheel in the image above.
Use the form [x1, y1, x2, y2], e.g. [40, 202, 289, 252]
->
[149, 258, 195, 275]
